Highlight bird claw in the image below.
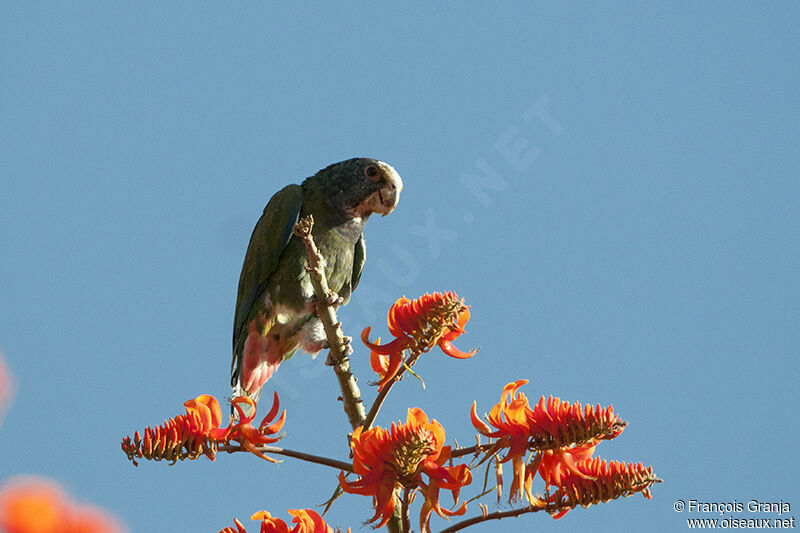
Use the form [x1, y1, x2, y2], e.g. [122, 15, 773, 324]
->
[342, 335, 353, 355]
[305, 292, 344, 316]
[325, 336, 353, 365]
[324, 292, 344, 308]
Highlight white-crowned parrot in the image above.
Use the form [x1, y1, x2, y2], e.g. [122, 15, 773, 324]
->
[231, 158, 402, 404]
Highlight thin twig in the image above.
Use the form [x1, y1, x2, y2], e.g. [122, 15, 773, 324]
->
[450, 443, 497, 459]
[437, 504, 549, 533]
[363, 350, 423, 430]
[218, 443, 354, 472]
[292, 215, 366, 430]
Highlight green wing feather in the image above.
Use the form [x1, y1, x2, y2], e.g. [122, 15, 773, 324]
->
[231, 184, 303, 384]
[336, 233, 366, 306]
[346, 233, 366, 304]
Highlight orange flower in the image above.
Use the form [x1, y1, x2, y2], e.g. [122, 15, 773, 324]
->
[536, 444, 597, 490]
[0, 351, 14, 427]
[246, 511, 293, 533]
[286, 510, 335, 533]
[471, 380, 626, 503]
[228, 394, 287, 463]
[219, 509, 347, 533]
[339, 408, 471, 533]
[362, 292, 478, 390]
[0, 476, 125, 533]
[0, 477, 65, 533]
[62, 505, 125, 533]
[183, 394, 232, 440]
[546, 457, 660, 519]
[122, 393, 285, 465]
[219, 518, 248, 533]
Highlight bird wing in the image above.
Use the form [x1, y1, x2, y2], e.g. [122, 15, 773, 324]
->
[341, 233, 366, 305]
[232, 184, 303, 362]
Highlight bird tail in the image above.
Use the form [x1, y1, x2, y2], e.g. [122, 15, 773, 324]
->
[231, 359, 281, 417]
[231, 381, 260, 419]
[231, 381, 262, 405]
[231, 314, 281, 417]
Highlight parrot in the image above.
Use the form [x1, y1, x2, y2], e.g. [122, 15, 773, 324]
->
[231, 157, 403, 405]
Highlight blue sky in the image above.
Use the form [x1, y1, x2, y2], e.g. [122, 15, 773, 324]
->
[1, 3, 798, 532]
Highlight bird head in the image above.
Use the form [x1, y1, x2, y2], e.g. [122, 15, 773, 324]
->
[315, 158, 403, 219]
[356, 159, 403, 217]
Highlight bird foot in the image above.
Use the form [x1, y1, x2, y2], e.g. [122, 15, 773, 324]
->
[342, 335, 353, 355]
[305, 292, 344, 316]
[325, 336, 353, 365]
[323, 292, 344, 308]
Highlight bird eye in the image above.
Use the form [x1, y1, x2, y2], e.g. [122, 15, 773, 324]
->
[365, 165, 379, 180]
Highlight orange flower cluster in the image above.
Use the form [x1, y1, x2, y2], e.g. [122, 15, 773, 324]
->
[0, 476, 125, 533]
[219, 509, 347, 533]
[121, 393, 285, 466]
[472, 380, 657, 513]
[546, 458, 659, 519]
[362, 292, 478, 390]
[471, 379, 625, 457]
[339, 408, 472, 533]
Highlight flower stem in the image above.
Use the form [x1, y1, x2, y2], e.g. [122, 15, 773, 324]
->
[363, 380, 391, 431]
[363, 351, 422, 431]
[218, 444, 354, 472]
[401, 488, 411, 533]
[293, 216, 366, 430]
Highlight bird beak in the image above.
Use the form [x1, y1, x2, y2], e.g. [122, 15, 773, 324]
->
[378, 186, 400, 216]
[356, 162, 403, 218]
[377, 168, 403, 217]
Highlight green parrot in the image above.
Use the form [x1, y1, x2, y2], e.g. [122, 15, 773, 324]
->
[231, 158, 403, 404]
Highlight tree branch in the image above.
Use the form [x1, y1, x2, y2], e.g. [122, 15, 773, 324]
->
[293, 215, 402, 533]
[437, 503, 549, 533]
[450, 443, 497, 459]
[219, 443, 354, 472]
[292, 215, 366, 430]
